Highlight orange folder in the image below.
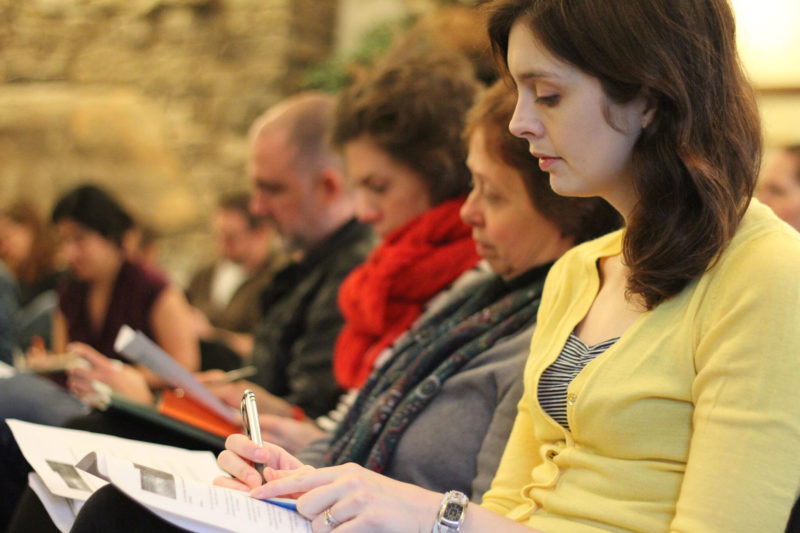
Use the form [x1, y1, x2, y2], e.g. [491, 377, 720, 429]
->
[157, 389, 240, 439]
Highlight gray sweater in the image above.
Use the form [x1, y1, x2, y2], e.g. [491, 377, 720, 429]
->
[298, 318, 533, 502]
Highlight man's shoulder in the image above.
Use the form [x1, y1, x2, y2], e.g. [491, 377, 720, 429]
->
[315, 221, 374, 275]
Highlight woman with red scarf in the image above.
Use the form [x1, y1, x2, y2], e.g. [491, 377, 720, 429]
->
[330, 51, 483, 392]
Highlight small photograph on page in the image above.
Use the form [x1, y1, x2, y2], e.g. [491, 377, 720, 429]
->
[46, 460, 91, 492]
[135, 464, 177, 499]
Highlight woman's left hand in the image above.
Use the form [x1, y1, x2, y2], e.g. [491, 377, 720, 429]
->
[251, 463, 442, 533]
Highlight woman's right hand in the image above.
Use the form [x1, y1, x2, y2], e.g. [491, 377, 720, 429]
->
[66, 342, 154, 405]
[214, 433, 311, 495]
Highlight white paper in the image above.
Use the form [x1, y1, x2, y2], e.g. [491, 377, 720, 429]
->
[8, 419, 223, 501]
[114, 325, 238, 423]
[0, 359, 16, 378]
[81, 453, 311, 533]
[28, 473, 82, 533]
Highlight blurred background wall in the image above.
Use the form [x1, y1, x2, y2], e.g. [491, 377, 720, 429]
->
[0, 0, 797, 282]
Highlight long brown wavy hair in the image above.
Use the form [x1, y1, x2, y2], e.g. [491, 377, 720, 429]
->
[487, 0, 762, 309]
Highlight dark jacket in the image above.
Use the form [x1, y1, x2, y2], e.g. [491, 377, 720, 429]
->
[250, 219, 373, 418]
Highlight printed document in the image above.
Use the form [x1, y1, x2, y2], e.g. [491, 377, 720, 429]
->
[7, 419, 223, 531]
[78, 453, 311, 533]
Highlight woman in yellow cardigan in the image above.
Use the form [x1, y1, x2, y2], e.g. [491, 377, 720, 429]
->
[214, 0, 800, 531]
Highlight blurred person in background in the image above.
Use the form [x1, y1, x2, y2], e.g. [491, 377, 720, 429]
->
[0, 200, 63, 350]
[0, 259, 18, 365]
[0, 184, 200, 527]
[756, 144, 800, 232]
[122, 222, 162, 272]
[186, 191, 287, 368]
[0, 184, 200, 427]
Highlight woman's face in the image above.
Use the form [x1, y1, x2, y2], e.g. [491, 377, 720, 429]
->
[56, 219, 122, 281]
[461, 127, 572, 280]
[343, 136, 433, 238]
[0, 217, 34, 272]
[756, 150, 800, 232]
[506, 20, 649, 218]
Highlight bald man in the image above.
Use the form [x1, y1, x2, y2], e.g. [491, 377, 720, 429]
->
[243, 93, 373, 418]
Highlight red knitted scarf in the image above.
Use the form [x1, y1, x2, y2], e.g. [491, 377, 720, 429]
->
[333, 197, 479, 389]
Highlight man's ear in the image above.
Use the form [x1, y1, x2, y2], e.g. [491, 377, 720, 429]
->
[314, 168, 345, 204]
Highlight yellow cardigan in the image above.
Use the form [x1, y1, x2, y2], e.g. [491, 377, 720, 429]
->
[482, 200, 800, 532]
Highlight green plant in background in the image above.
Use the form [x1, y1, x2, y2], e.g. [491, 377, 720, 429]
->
[302, 18, 412, 93]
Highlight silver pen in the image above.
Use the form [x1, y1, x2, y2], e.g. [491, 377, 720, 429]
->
[240, 389, 264, 479]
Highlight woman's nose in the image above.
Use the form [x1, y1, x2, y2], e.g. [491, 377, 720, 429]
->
[460, 190, 483, 227]
[355, 195, 381, 225]
[509, 94, 544, 140]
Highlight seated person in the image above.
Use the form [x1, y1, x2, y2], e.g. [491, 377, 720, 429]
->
[0, 184, 199, 527]
[0, 200, 63, 351]
[0, 184, 200, 426]
[756, 144, 800, 232]
[0, 259, 17, 364]
[186, 191, 287, 365]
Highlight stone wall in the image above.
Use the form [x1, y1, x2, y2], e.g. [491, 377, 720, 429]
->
[0, 0, 337, 280]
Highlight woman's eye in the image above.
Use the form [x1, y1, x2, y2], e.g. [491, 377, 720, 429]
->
[535, 94, 560, 106]
[484, 190, 503, 203]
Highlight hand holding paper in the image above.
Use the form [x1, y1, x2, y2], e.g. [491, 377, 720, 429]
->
[114, 325, 237, 424]
[66, 342, 153, 405]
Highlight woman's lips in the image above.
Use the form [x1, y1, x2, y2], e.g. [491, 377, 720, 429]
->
[474, 240, 496, 257]
[537, 156, 561, 171]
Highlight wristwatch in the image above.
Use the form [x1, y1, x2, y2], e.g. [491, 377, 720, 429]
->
[433, 490, 469, 533]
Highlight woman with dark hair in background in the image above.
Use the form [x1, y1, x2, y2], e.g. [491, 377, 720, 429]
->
[207, 1, 800, 532]
[50, 185, 199, 382]
[0, 184, 200, 527]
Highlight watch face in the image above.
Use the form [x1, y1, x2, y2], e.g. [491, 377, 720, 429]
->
[443, 502, 463, 522]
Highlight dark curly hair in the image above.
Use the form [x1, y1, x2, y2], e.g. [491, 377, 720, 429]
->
[330, 50, 479, 205]
[488, 0, 761, 309]
[464, 81, 622, 244]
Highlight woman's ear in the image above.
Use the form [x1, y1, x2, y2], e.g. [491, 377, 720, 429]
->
[641, 91, 657, 129]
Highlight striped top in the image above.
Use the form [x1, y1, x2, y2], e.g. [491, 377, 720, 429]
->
[537, 333, 618, 430]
